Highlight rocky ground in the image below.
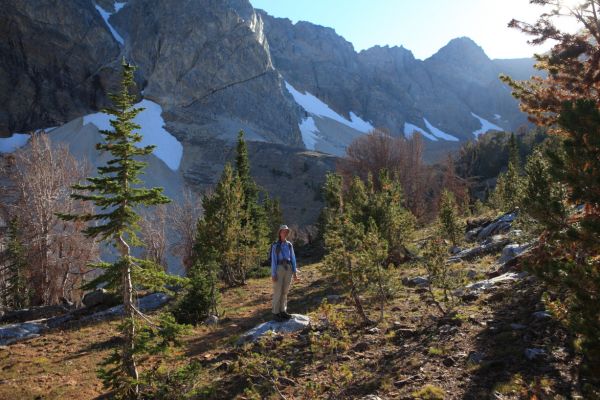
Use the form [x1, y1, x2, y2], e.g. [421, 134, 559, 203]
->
[0, 215, 586, 399]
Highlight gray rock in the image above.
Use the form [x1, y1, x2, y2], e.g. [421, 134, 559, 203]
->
[466, 228, 482, 242]
[402, 276, 429, 287]
[468, 351, 485, 364]
[360, 396, 383, 400]
[0, 322, 45, 346]
[450, 245, 462, 255]
[237, 314, 310, 344]
[82, 292, 170, 322]
[449, 235, 511, 262]
[204, 315, 219, 326]
[82, 288, 117, 308]
[476, 212, 517, 241]
[0, 0, 121, 135]
[466, 271, 528, 292]
[323, 294, 344, 304]
[532, 311, 552, 320]
[366, 327, 380, 335]
[498, 243, 530, 264]
[0, 304, 71, 324]
[525, 348, 546, 360]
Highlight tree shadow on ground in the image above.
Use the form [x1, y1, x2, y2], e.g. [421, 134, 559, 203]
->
[460, 278, 578, 399]
[185, 276, 335, 357]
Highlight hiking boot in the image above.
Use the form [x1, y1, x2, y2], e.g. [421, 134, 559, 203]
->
[280, 311, 292, 320]
[273, 313, 285, 322]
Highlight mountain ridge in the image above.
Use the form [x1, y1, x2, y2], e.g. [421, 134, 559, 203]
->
[0, 0, 539, 225]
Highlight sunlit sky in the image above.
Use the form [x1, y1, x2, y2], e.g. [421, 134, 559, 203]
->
[250, 0, 577, 60]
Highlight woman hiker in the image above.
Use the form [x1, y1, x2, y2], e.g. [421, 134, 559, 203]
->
[271, 224, 299, 321]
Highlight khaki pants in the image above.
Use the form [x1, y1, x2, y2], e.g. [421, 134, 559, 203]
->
[272, 264, 294, 314]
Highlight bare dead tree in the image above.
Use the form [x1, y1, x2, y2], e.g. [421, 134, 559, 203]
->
[139, 204, 168, 270]
[338, 130, 438, 221]
[0, 133, 98, 306]
[168, 188, 203, 273]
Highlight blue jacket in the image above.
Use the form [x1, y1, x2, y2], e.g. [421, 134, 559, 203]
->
[271, 240, 297, 276]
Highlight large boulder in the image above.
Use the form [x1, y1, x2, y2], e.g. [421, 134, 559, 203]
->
[81, 292, 170, 322]
[237, 314, 310, 344]
[0, 304, 72, 324]
[465, 271, 528, 293]
[449, 234, 510, 262]
[82, 289, 119, 308]
[476, 212, 517, 241]
[498, 243, 531, 265]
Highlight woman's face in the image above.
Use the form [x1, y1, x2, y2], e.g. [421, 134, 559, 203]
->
[279, 230, 289, 241]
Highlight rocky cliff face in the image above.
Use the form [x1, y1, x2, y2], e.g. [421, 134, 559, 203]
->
[0, 0, 121, 135]
[116, 0, 302, 146]
[0, 0, 539, 225]
[259, 11, 535, 143]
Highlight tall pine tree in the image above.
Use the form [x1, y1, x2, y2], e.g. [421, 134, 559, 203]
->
[2, 218, 29, 310]
[234, 131, 270, 262]
[503, 2, 600, 388]
[59, 59, 177, 398]
[195, 164, 247, 286]
[438, 190, 463, 247]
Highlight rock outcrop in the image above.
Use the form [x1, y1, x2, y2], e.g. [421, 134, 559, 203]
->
[237, 314, 310, 344]
[259, 12, 536, 144]
[1, 0, 541, 227]
[0, 292, 170, 346]
[118, 0, 302, 146]
[0, 0, 121, 134]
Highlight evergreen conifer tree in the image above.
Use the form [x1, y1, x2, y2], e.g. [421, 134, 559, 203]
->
[502, 2, 600, 382]
[195, 164, 247, 286]
[263, 197, 283, 241]
[438, 190, 463, 247]
[320, 172, 411, 323]
[234, 131, 269, 267]
[59, 59, 180, 398]
[3, 218, 28, 309]
[490, 134, 523, 212]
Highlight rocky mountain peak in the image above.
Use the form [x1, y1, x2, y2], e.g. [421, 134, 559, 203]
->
[428, 36, 490, 65]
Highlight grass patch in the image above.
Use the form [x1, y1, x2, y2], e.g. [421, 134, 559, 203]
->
[412, 384, 446, 399]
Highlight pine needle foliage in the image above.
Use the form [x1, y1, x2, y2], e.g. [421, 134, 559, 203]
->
[58, 59, 184, 399]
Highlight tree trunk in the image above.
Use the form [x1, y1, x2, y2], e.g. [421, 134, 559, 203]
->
[117, 235, 139, 397]
[347, 258, 371, 324]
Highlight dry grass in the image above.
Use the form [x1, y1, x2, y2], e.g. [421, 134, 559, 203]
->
[0, 259, 581, 399]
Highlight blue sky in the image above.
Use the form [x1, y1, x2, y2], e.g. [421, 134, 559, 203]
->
[250, 0, 565, 60]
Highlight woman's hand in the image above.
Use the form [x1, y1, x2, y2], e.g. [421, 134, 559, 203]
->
[272, 274, 278, 282]
[293, 273, 300, 282]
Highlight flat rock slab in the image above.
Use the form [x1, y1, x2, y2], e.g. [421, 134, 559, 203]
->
[0, 293, 170, 345]
[0, 321, 45, 345]
[238, 314, 310, 344]
[466, 271, 528, 292]
[81, 292, 170, 322]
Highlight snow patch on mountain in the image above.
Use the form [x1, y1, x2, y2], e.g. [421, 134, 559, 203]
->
[404, 122, 438, 141]
[94, 3, 124, 45]
[0, 133, 30, 153]
[299, 117, 319, 150]
[83, 99, 183, 171]
[285, 82, 374, 133]
[471, 113, 503, 137]
[423, 118, 460, 141]
[114, 2, 127, 12]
